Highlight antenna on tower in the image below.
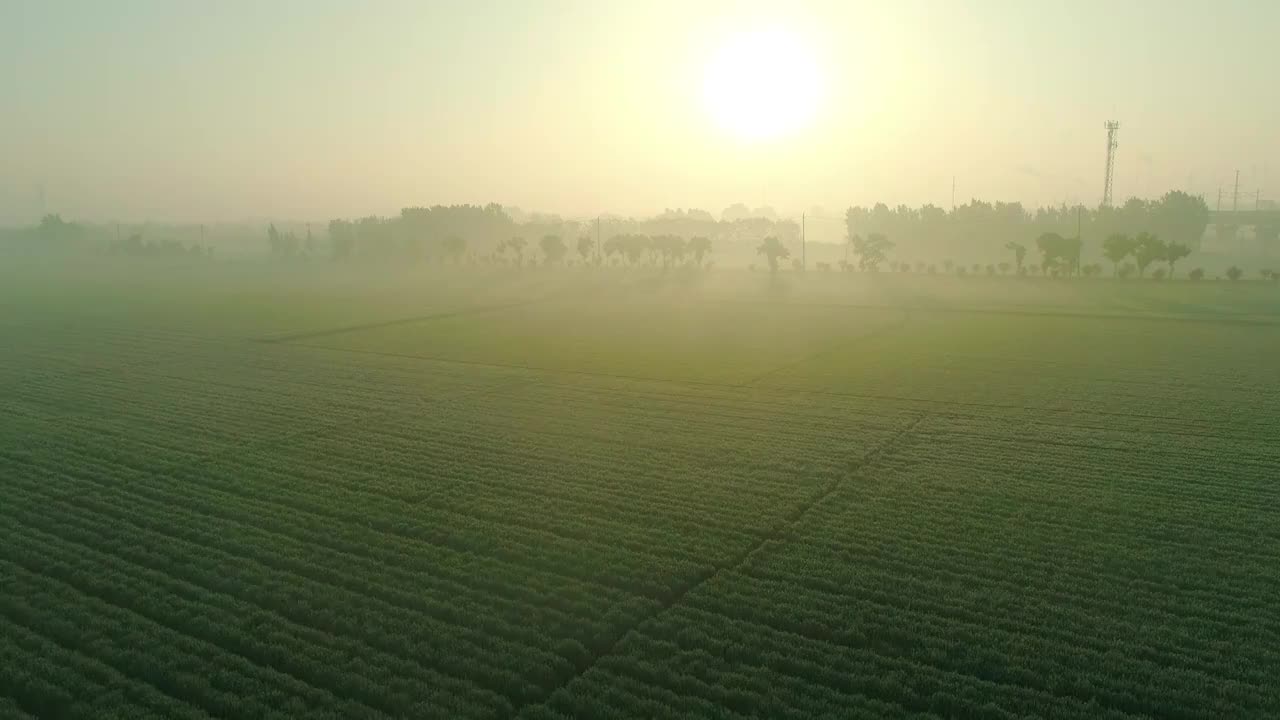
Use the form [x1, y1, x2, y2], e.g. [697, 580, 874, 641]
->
[1101, 121, 1120, 207]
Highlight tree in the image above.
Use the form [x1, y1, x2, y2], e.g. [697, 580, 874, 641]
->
[1132, 232, 1165, 278]
[442, 235, 466, 262]
[943, 259, 955, 273]
[1226, 266, 1243, 281]
[652, 235, 686, 269]
[1004, 242, 1026, 274]
[622, 234, 650, 266]
[540, 235, 567, 265]
[1163, 241, 1190, 278]
[1035, 233, 1082, 276]
[507, 236, 527, 266]
[1188, 268, 1205, 281]
[756, 236, 790, 280]
[1118, 262, 1135, 279]
[997, 262, 1010, 275]
[688, 236, 712, 267]
[602, 235, 624, 264]
[850, 232, 893, 271]
[1150, 190, 1210, 251]
[576, 235, 594, 265]
[1151, 267, 1167, 281]
[1103, 233, 1135, 276]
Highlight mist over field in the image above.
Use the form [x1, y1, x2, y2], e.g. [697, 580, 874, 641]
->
[3, 2, 1279, 719]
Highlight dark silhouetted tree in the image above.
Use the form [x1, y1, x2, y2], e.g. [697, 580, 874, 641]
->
[1150, 190, 1209, 251]
[540, 235, 567, 265]
[1004, 242, 1026, 274]
[851, 232, 893, 271]
[1103, 233, 1135, 276]
[757, 236, 790, 281]
[507, 236, 527, 265]
[688, 236, 712, 267]
[1163, 241, 1190, 278]
[1035, 232, 1082, 276]
[1132, 232, 1164, 278]
[1226, 265, 1243, 281]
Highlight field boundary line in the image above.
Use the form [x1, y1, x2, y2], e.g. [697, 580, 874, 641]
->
[738, 309, 912, 388]
[508, 411, 928, 717]
[284, 341, 1218, 427]
[695, 298, 1280, 327]
[252, 281, 633, 344]
[250, 301, 535, 343]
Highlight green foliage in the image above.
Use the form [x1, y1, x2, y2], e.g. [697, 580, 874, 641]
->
[1035, 232, 1082, 277]
[540, 235, 568, 265]
[756, 236, 790, 275]
[2, 264, 1279, 719]
[1103, 233, 1135, 275]
[1003, 242, 1026, 273]
[576, 236, 594, 264]
[849, 232, 893, 272]
[1132, 232, 1165, 278]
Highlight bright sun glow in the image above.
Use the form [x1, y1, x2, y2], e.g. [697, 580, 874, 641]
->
[703, 27, 823, 142]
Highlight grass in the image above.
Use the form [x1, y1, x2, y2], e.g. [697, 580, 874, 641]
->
[1, 260, 1278, 719]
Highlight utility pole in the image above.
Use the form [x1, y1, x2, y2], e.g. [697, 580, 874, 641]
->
[801, 213, 806, 271]
[1233, 170, 1240, 213]
[1217, 188, 1222, 212]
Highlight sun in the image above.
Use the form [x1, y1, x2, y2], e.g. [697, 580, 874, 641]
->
[703, 27, 823, 142]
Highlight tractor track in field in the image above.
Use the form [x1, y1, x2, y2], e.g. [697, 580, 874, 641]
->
[507, 411, 930, 718]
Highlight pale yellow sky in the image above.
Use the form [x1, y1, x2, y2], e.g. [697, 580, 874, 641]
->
[2, 0, 1276, 223]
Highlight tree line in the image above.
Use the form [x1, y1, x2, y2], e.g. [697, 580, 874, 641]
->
[843, 191, 1212, 264]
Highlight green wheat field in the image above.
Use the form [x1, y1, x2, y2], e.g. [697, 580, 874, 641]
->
[2, 260, 1278, 719]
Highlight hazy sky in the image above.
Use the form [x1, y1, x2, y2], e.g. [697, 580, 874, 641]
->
[3, 0, 1277, 224]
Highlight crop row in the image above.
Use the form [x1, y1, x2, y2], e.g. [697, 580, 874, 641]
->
[2, 475, 638, 670]
[0, 613, 210, 720]
[2, 454, 648, 625]
[745, 540, 1278, 669]
[615, 605, 1148, 720]
[681, 568, 1274, 716]
[0, 558, 378, 720]
[0, 502, 518, 718]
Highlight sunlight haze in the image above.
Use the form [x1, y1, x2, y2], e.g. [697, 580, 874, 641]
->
[3, 0, 1277, 223]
